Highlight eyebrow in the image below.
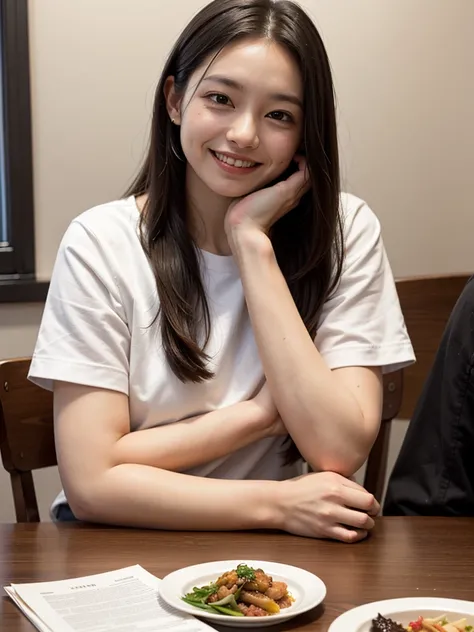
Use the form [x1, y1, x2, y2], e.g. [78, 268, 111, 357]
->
[202, 74, 303, 109]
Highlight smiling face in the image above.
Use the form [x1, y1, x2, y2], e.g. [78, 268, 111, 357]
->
[166, 37, 304, 203]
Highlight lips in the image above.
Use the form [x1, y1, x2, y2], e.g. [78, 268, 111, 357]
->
[211, 150, 260, 169]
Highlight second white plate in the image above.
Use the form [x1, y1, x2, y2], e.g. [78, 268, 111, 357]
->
[328, 597, 474, 632]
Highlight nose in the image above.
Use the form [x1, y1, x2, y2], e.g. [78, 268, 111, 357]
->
[226, 112, 260, 150]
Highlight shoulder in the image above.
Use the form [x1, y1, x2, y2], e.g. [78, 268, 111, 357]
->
[64, 197, 140, 249]
[51, 197, 144, 295]
[57, 197, 142, 274]
[338, 193, 382, 262]
[339, 192, 380, 233]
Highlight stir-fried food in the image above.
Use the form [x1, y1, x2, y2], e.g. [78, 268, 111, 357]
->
[182, 564, 294, 617]
[371, 613, 473, 632]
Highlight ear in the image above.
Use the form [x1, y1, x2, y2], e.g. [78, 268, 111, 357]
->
[164, 76, 182, 125]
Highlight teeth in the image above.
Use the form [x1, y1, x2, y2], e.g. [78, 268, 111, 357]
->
[215, 152, 256, 168]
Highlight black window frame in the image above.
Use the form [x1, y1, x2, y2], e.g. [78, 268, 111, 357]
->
[0, 0, 48, 302]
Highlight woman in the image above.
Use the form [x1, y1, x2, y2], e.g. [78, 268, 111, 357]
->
[29, 0, 415, 542]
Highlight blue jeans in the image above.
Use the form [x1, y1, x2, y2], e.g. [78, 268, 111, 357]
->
[55, 503, 79, 522]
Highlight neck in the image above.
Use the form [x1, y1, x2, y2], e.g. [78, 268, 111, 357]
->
[185, 165, 232, 256]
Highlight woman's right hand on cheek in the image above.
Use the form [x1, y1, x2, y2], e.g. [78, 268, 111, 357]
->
[273, 472, 380, 543]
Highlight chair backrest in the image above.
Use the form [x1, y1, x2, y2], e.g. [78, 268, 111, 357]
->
[396, 274, 472, 419]
[364, 274, 472, 500]
[0, 357, 55, 522]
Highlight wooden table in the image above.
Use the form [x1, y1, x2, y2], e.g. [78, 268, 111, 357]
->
[1, 518, 473, 631]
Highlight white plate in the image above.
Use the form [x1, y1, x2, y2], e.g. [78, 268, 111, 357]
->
[159, 559, 326, 628]
[328, 597, 474, 632]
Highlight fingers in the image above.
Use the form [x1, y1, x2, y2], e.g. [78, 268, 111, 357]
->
[293, 154, 308, 173]
[340, 476, 368, 491]
[368, 498, 381, 516]
[329, 502, 374, 543]
[341, 486, 380, 518]
[293, 155, 310, 189]
[330, 525, 368, 544]
[280, 159, 310, 201]
[334, 506, 375, 531]
[341, 477, 380, 515]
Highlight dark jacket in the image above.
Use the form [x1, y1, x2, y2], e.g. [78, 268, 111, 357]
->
[384, 276, 474, 516]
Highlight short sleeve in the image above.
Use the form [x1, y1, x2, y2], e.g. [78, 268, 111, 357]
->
[28, 220, 130, 394]
[315, 195, 415, 374]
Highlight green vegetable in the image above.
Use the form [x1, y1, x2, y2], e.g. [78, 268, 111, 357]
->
[182, 593, 245, 617]
[465, 626, 473, 631]
[207, 592, 241, 611]
[181, 565, 260, 618]
[236, 564, 256, 581]
[181, 597, 216, 612]
[184, 583, 218, 604]
[211, 605, 244, 617]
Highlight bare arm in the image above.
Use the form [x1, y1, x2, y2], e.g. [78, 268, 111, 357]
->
[53, 382, 279, 528]
[55, 383, 278, 474]
[230, 229, 383, 476]
[54, 382, 379, 540]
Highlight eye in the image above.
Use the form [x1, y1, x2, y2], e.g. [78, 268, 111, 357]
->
[207, 93, 233, 106]
[267, 111, 294, 123]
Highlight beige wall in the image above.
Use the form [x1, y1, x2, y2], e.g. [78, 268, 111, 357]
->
[1, 0, 473, 521]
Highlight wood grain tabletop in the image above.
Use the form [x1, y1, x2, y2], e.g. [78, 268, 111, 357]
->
[1, 517, 473, 631]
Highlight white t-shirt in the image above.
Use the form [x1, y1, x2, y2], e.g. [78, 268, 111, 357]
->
[29, 193, 415, 517]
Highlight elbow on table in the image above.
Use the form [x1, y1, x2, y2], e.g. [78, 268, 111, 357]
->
[64, 477, 111, 524]
[305, 447, 370, 479]
[307, 457, 359, 479]
[309, 421, 379, 478]
[67, 490, 100, 523]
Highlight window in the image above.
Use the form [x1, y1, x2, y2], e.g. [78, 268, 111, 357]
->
[0, 0, 48, 301]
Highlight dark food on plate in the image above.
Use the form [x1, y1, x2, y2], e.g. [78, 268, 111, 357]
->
[182, 563, 294, 617]
[371, 614, 406, 632]
[371, 613, 473, 632]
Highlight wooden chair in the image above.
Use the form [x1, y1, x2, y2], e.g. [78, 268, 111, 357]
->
[0, 358, 55, 522]
[363, 274, 472, 500]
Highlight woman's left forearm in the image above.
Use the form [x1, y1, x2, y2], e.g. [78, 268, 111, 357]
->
[231, 229, 378, 475]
